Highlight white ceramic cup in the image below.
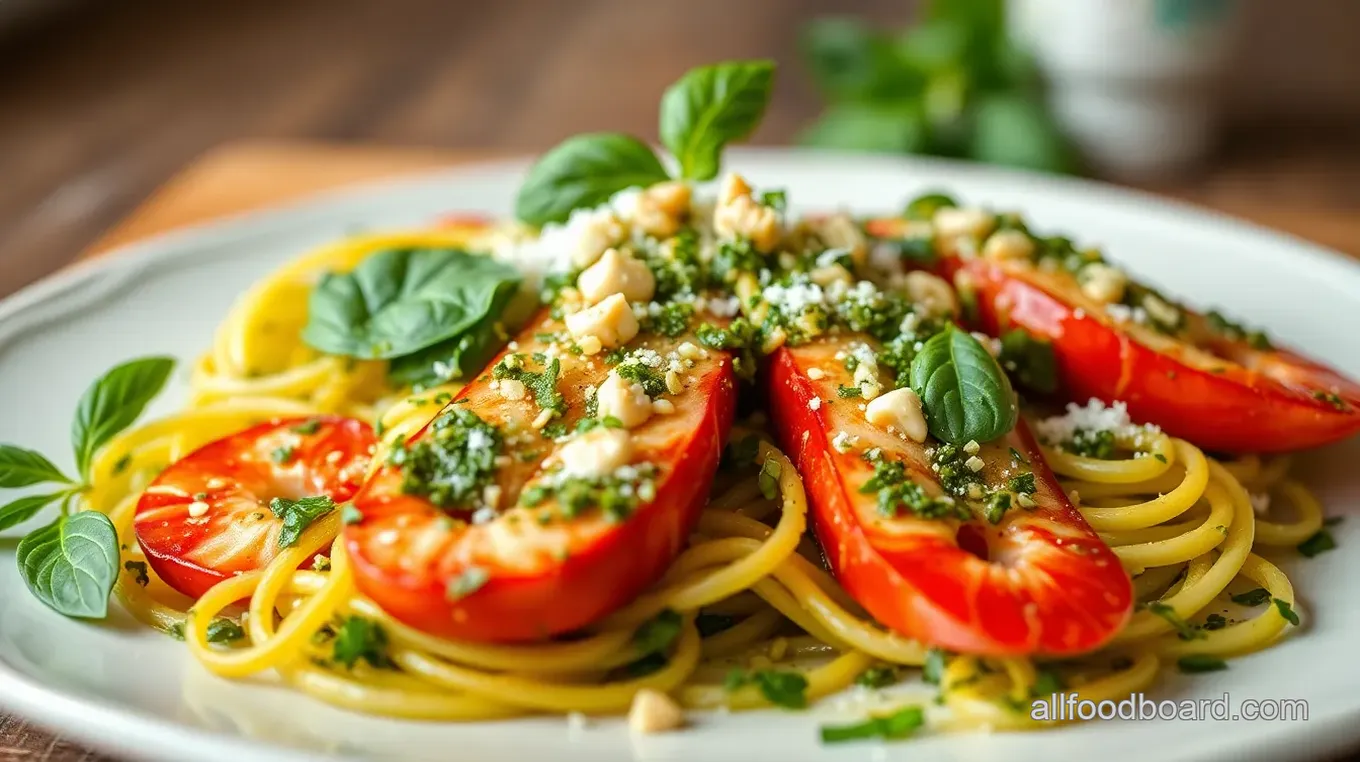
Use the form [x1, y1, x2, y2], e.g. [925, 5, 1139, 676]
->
[1009, 0, 1246, 180]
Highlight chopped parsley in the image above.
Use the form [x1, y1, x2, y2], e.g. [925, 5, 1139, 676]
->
[388, 407, 503, 510]
[931, 443, 983, 499]
[1061, 428, 1117, 459]
[860, 453, 966, 520]
[640, 301, 695, 338]
[921, 648, 948, 685]
[725, 668, 809, 709]
[722, 434, 762, 471]
[123, 560, 150, 587]
[519, 464, 658, 522]
[696, 318, 760, 379]
[998, 329, 1058, 394]
[270, 444, 296, 464]
[1273, 598, 1300, 626]
[835, 385, 863, 398]
[758, 458, 782, 500]
[1006, 472, 1036, 495]
[291, 418, 323, 435]
[1147, 602, 1204, 641]
[1201, 613, 1228, 631]
[1205, 310, 1272, 350]
[634, 609, 683, 655]
[1311, 389, 1347, 411]
[615, 361, 668, 398]
[1177, 654, 1228, 674]
[331, 616, 391, 669]
[493, 353, 566, 414]
[1298, 528, 1338, 558]
[983, 491, 1011, 524]
[268, 494, 337, 548]
[855, 666, 900, 689]
[819, 705, 925, 744]
[206, 618, 246, 645]
[1230, 588, 1271, 607]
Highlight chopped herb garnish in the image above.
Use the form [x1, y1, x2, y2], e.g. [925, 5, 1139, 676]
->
[1062, 428, 1116, 459]
[519, 464, 657, 522]
[983, 491, 1011, 524]
[270, 445, 296, 464]
[123, 560, 150, 587]
[855, 666, 900, 689]
[634, 609, 683, 655]
[1008, 447, 1028, 465]
[1273, 598, 1300, 626]
[819, 706, 925, 744]
[1205, 310, 1272, 351]
[860, 452, 965, 520]
[1177, 654, 1228, 674]
[998, 329, 1058, 394]
[1006, 472, 1036, 495]
[1201, 613, 1228, 631]
[723, 434, 761, 471]
[835, 385, 863, 398]
[1298, 528, 1338, 558]
[1311, 390, 1347, 411]
[758, 458, 782, 500]
[388, 407, 503, 509]
[341, 505, 363, 525]
[332, 616, 391, 669]
[291, 419, 323, 435]
[641, 302, 696, 338]
[726, 668, 809, 709]
[1230, 588, 1271, 607]
[206, 618, 246, 645]
[615, 361, 668, 398]
[493, 354, 566, 414]
[1147, 601, 1204, 640]
[922, 648, 947, 685]
[268, 494, 337, 548]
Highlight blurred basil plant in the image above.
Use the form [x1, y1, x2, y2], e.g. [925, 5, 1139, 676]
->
[799, 0, 1076, 174]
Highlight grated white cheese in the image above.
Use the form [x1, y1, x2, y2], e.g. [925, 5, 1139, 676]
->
[1249, 492, 1271, 516]
[1104, 303, 1148, 325]
[809, 398, 822, 411]
[1034, 398, 1161, 449]
[832, 431, 859, 453]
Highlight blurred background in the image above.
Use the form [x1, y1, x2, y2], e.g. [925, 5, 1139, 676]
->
[0, 0, 1357, 301]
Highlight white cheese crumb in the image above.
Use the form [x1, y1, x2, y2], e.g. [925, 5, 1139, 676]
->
[628, 689, 685, 734]
[963, 439, 980, 455]
[187, 500, 210, 518]
[806, 367, 826, 380]
[809, 397, 822, 411]
[832, 431, 859, 453]
[1033, 398, 1161, 448]
[965, 455, 986, 472]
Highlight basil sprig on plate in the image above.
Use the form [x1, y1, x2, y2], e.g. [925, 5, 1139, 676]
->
[661, 60, 776, 181]
[1, 356, 174, 618]
[515, 59, 776, 226]
[909, 326, 1017, 445]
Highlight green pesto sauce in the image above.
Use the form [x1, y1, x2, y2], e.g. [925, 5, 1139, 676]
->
[388, 407, 503, 509]
[520, 463, 658, 522]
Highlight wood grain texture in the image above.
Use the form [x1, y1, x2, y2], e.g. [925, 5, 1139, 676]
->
[2, 1, 1359, 759]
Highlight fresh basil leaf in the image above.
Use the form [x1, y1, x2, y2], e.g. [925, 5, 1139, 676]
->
[301, 248, 521, 361]
[820, 705, 925, 744]
[268, 495, 336, 548]
[16, 511, 119, 619]
[387, 309, 509, 390]
[633, 609, 683, 655]
[0, 492, 65, 532]
[0, 446, 73, 488]
[798, 102, 929, 154]
[71, 357, 175, 480]
[801, 18, 923, 102]
[659, 59, 775, 181]
[969, 92, 1074, 174]
[515, 133, 669, 225]
[332, 615, 391, 669]
[908, 327, 1017, 445]
[206, 618, 246, 645]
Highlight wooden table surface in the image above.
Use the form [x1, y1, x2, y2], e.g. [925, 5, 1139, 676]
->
[3, 1, 1360, 759]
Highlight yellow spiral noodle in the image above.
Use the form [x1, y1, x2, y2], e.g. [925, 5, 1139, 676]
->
[81, 229, 1318, 730]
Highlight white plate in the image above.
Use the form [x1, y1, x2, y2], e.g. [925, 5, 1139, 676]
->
[1, 150, 1358, 762]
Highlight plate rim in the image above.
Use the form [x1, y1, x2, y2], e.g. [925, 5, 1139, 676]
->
[1, 148, 1358, 762]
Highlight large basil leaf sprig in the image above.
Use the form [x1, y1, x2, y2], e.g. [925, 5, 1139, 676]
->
[1, 356, 174, 618]
[909, 327, 1017, 444]
[514, 134, 670, 226]
[660, 59, 775, 181]
[514, 59, 776, 226]
[301, 247, 521, 361]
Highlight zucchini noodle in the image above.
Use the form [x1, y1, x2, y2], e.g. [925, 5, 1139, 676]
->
[81, 228, 1319, 732]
